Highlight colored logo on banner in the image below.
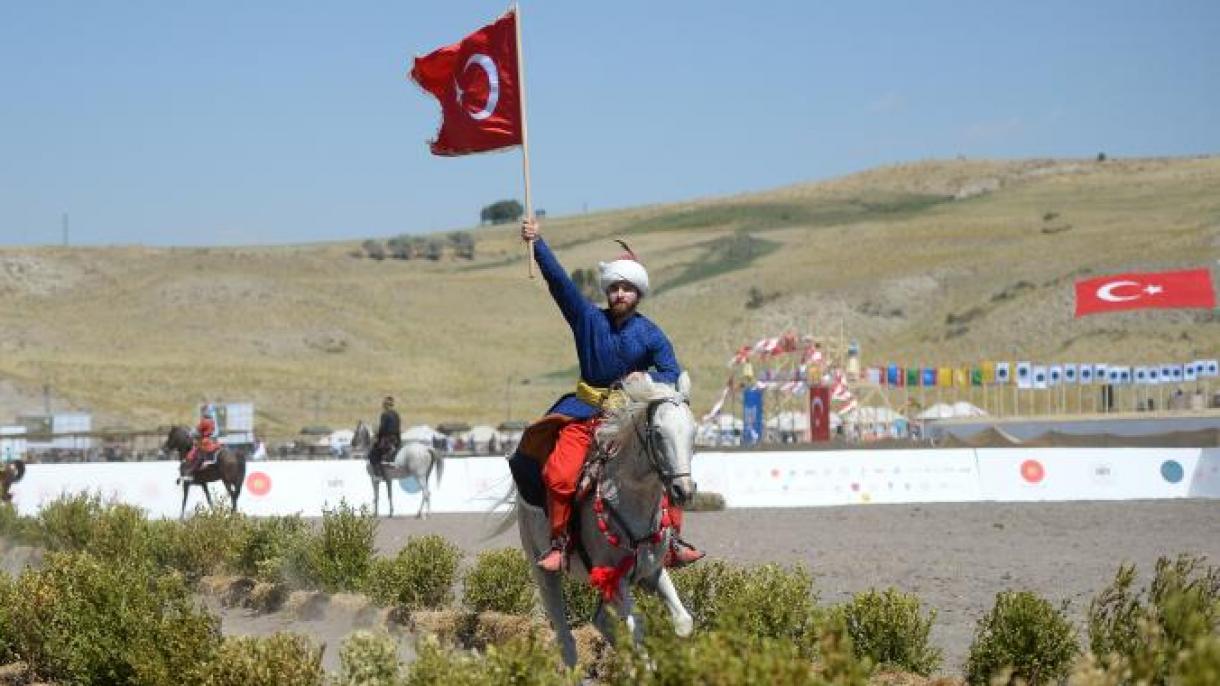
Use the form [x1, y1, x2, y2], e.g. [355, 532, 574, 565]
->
[398, 476, 423, 494]
[246, 471, 272, 497]
[1160, 460, 1184, 484]
[1020, 459, 1045, 484]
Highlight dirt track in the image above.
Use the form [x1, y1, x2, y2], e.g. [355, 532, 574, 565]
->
[365, 499, 1220, 672]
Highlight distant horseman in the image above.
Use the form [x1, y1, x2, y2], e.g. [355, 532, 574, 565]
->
[368, 396, 402, 478]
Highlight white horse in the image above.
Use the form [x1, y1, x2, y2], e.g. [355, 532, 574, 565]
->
[513, 372, 698, 667]
[352, 421, 445, 518]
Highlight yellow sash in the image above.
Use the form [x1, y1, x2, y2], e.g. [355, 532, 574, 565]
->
[576, 381, 612, 409]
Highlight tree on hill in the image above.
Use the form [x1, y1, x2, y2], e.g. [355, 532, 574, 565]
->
[448, 231, 476, 259]
[362, 239, 386, 260]
[480, 199, 524, 225]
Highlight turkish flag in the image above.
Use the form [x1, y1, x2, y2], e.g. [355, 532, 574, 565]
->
[809, 386, 831, 442]
[1075, 268, 1215, 317]
[410, 11, 523, 156]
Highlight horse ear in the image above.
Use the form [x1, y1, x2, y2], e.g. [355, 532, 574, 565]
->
[677, 371, 692, 402]
[622, 372, 655, 401]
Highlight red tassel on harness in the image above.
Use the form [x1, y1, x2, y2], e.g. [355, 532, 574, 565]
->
[589, 556, 635, 602]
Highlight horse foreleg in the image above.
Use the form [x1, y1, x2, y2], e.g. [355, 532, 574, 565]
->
[654, 569, 694, 637]
[180, 481, 190, 520]
[385, 479, 394, 518]
[202, 484, 213, 510]
[417, 481, 428, 520]
[533, 565, 578, 666]
[371, 477, 380, 517]
[595, 585, 643, 648]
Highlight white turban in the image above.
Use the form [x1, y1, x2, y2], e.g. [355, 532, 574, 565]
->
[598, 259, 650, 298]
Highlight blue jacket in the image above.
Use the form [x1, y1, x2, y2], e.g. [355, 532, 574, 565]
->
[534, 237, 681, 419]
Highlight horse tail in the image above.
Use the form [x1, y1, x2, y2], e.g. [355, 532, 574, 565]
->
[7, 460, 25, 484]
[432, 448, 444, 488]
[483, 485, 518, 541]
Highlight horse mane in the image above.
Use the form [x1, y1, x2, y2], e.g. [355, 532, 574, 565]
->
[595, 375, 682, 454]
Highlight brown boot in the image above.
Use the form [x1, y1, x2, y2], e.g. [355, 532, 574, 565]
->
[536, 537, 567, 572]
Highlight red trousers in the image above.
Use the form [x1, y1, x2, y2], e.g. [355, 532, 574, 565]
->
[542, 418, 686, 540]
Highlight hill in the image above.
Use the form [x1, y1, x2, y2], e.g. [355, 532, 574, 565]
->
[1, 156, 1218, 436]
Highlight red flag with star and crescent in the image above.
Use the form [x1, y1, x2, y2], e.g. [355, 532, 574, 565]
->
[1074, 268, 1216, 317]
[411, 11, 522, 156]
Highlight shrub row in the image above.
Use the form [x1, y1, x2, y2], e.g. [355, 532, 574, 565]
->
[3, 496, 1220, 684]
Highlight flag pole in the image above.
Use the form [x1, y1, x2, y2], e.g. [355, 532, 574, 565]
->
[514, 1, 536, 278]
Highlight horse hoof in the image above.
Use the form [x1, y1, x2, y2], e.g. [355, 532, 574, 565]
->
[674, 615, 694, 638]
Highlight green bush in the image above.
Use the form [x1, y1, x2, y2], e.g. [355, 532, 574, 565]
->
[235, 514, 311, 584]
[1087, 554, 1220, 684]
[366, 534, 462, 609]
[463, 548, 536, 615]
[88, 502, 158, 565]
[406, 633, 574, 686]
[965, 590, 1079, 686]
[147, 504, 247, 580]
[0, 502, 37, 544]
[604, 627, 867, 686]
[563, 573, 600, 627]
[299, 500, 378, 593]
[339, 630, 405, 686]
[830, 587, 941, 675]
[37, 491, 104, 551]
[1175, 633, 1220, 686]
[0, 551, 219, 685]
[671, 560, 821, 656]
[201, 632, 324, 686]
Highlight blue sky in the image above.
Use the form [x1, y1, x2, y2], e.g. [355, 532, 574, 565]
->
[2, 1, 1217, 246]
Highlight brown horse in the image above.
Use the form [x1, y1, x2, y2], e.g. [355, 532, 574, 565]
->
[163, 425, 246, 519]
[1, 460, 25, 503]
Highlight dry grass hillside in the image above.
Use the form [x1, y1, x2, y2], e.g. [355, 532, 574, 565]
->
[2, 156, 1218, 435]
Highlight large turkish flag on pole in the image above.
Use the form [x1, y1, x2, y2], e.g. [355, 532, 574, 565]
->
[1074, 268, 1215, 317]
[410, 11, 523, 156]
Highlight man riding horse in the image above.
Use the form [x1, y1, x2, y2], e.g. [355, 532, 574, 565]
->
[183, 405, 221, 478]
[519, 217, 704, 573]
[367, 395, 402, 478]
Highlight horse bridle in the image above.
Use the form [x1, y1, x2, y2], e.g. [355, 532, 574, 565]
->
[634, 398, 692, 484]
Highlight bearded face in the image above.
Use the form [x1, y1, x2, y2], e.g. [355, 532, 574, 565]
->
[606, 281, 640, 318]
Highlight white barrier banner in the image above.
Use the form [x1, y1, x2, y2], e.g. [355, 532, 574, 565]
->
[693, 450, 982, 508]
[11, 448, 1218, 517]
[974, 448, 1203, 501]
[15, 458, 515, 519]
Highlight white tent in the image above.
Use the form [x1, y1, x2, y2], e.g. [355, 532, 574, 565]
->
[765, 411, 809, 431]
[842, 406, 906, 424]
[952, 401, 987, 418]
[465, 425, 499, 443]
[402, 425, 440, 443]
[328, 428, 354, 449]
[917, 402, 987, 420]
[916, 403, 957, 420]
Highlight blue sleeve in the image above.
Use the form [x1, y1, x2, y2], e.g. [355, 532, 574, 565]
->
[646, 324, 682, 385]
[533, 237, 591, 328]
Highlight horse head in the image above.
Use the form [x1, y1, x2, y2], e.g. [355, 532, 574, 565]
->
[163, 425, 192, 459]
[352, 421, 371, 452]
[599, 371, 697, 507]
